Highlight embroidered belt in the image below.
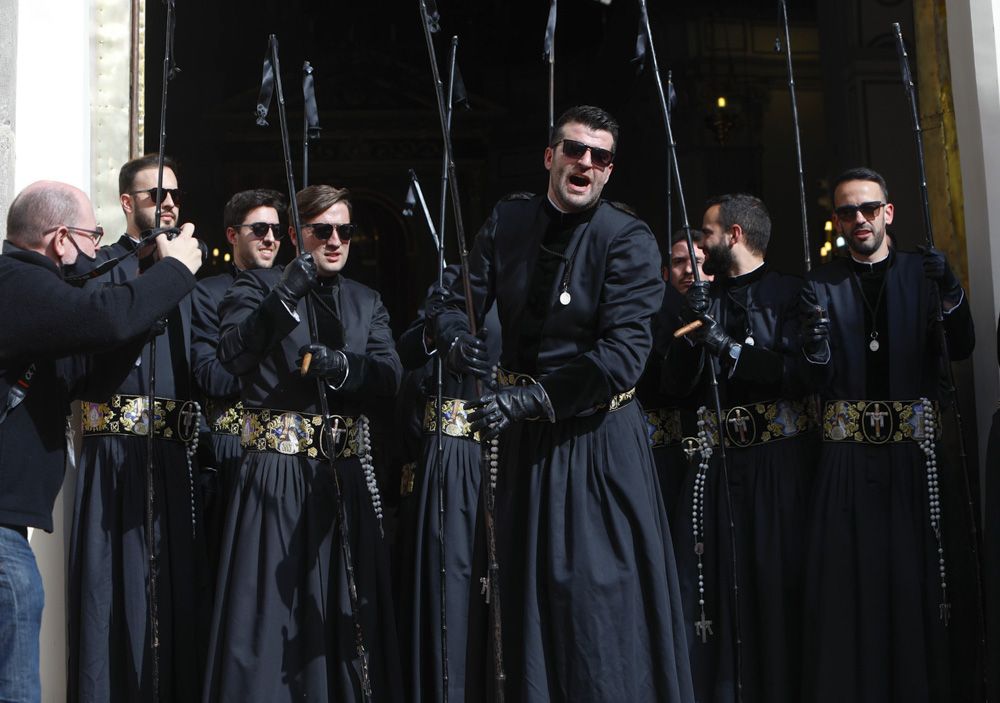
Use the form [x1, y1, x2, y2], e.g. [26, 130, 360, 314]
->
[645, 407, 683, 448]
[496, 368, 635, 415]
[81, 394, 200, 443]
[240, 407, 363, 459]
[423, 397, 481, 442]
[699, 398, 816, 449]
[206, 398, 242, 436]
[822, 399, 942, 444]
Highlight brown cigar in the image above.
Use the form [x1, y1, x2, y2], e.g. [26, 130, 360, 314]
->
[673, 319, 704, 338]
[300, 352, 313, 375]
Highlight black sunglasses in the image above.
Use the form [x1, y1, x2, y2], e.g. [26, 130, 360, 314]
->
[130, 187, 183, 206]
[304, 222, 358, 242]
[232, 222, 284, 239]
[553, 138, 615, 168]
[834, 201, 886, 222]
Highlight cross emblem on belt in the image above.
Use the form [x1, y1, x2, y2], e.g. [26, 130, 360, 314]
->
[728, 408, 750, 444]
[865, 405, 889, 435]
[179, 404, 199, 435]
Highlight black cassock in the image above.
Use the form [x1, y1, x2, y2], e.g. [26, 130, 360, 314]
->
[67, 235, 205, 703]
[800, 250, 977, 703]
[190, 267, 244, 576]
[637, 285, 702, 523]
[662, 264, 816, 703]
[394, 273, 501, 703]
[204, 268, 403, 703]
[436, 195, 694, 703]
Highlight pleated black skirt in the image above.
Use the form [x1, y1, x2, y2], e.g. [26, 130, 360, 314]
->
[203, 450, 403, 703]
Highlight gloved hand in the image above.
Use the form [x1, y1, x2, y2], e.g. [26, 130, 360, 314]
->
[296, 343, 348, 382]
[274, 252, 318, 310]
[685, 280, 711, 316]
[800, 302, 831, 361]
[691, 313, 738, 359]
[146, 317, 168, 340]
[918, 245, 962, 296]
[444, 328, 491, 379]
[467, 383, 555, 440]
[424, 284, 449, 323]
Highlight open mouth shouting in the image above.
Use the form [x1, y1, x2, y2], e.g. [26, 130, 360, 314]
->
[567, 172, 591, 192]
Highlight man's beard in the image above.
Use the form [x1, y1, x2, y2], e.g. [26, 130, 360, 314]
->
[846, 224, 886, 257]
[134, 208, 156, 234]
[702, 241, 734, 277]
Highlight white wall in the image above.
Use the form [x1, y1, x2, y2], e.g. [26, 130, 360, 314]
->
[946, 0, 1000, 484]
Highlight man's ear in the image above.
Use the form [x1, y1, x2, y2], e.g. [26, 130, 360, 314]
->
[226, 227, 238, 246]
[543, 146, 554, 171]
[120, 193, 134, 215]
[729, 223, 744, 246]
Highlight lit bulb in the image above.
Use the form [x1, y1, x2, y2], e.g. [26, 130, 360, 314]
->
[824, 220, 833, 232]
[836, 236, 846, 248]
[224, 253, 231, 262]
[212, 247, 220, 258]
[717, 96, 727, 109]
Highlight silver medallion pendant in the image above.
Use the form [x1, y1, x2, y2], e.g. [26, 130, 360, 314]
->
[869, 338, 880, 352]
[559, 290, 571, 306]
[744, 336, 755, 346]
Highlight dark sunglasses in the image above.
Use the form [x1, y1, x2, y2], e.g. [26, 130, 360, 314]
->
[232, 222, 284, 239]
[130, 187, 183, 206]
[834, 201, 886, 222]
[305, 222, 358, 242]
[553, 138, 615, 168]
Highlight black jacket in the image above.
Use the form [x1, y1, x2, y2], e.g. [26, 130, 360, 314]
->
[0, 242, 197, 530]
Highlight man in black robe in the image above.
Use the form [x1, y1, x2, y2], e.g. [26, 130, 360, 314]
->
[394, 266, 501, 703]
[638, 230, 712, 519]
[67, 154, 206, 703]
[0, 180, 203, 702]
[800, 167, 976, 702]
[190, 188, 285, 576]
[663, 194, 815, 703]
[436, 105, 694, 703]
[205, 184, 403, 702]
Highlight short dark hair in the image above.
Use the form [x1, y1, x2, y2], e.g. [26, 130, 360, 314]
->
[118, 154, 178, 195]
[832, 167, 889, 202]
[293, 184, 353, 224]
[6, 184, 82, 247]
[670, 228, 704, 248]
[705, 193, 771, 256]
[552, 105, 620, 152]
[224, 189, 287, 228]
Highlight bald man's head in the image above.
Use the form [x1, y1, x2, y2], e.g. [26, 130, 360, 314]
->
[6, 181, 92, 249]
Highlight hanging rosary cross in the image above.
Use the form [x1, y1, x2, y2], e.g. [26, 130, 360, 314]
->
[695, 613, 713, 643]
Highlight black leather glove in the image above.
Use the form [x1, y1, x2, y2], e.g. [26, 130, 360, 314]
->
[919, 245, 962, 297]
[443, 328, 491, 379]
[296, 343, 348, 383]
[468, 383, 555, 440]
[691, 313, 739, 360]
[685, 280, 711, 316]
[274, 253, 318, 310]
[800, 303, 831, 361]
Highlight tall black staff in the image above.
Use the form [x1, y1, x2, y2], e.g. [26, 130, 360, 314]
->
[302, 61, 321, 187]
[776, 0, 811, 272]
[417, 2, 506, 700]
[146, 2, 181, 697]
[638, 1, 744, 699]
[543, 0, 557, 141]
[255, 34, 374, 702]
[892, 18, 987, 653]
